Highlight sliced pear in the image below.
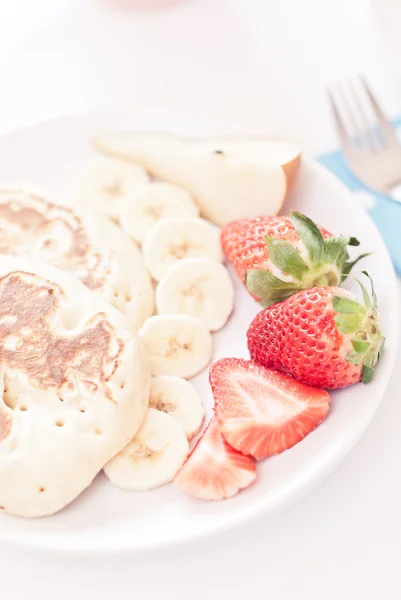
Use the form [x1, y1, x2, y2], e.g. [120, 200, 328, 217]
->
[93, 132, 301, 226]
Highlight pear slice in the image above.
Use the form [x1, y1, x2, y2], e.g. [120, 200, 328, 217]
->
[93, 132, 301, 226]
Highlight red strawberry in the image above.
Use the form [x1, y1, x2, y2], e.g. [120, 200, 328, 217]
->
[221, 211, 365, 306]
[174, 417, 256, 500]
[210, 358, 330, 460]
[247, 274, 384, 389]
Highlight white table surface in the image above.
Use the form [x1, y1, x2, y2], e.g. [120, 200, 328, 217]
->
[0, 0, 400, 598]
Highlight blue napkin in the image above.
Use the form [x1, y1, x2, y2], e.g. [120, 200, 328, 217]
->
[318, 125, 401, 275]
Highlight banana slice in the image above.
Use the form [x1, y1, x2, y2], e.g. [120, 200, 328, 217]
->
[142, 217, 223, 281]
[138, 314, 213, 378]
[104, 408, 189, 491]
[119, 182, 199, 244]
[77, 157, 149, 220]
[156, 258, 234, 331]
[149, 376, 205, 440]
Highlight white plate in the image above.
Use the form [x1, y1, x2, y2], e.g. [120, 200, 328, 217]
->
[0, 112, 397, 554]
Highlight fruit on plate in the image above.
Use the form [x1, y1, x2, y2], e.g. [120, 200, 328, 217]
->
[142, 217, 223, 281]
[0, 185, 154, 332]
[76, 156, 149, 220]
[174, 417, 257, 500]
[222, 211, 366, 306]
[138, 314, 213, 378]
[247, 275, 383, 389]
[149, 376, 205, 440]
[156, 258, 235, 331]
[93, 131, 301, 226]
[0, 255, 150, 517]
[210, 358, 330, 460]
[104, 408, 189, 491]
[119, 181, 199, 244]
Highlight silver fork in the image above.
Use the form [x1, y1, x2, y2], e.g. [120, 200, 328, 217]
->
[328, 76, 401, 203]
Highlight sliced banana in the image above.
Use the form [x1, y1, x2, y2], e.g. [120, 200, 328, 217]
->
[149, 376, 205, 440]
[104, 408, 189, 491]
[142, 217, 223, 281]
[76, 157, 149, 220]
[119, 182, 199, 244]
[138, 314, 213, 378]
[156, 258, 234, 331]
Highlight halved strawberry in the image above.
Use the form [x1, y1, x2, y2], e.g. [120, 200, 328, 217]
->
[174, 417, 256, 500]
[210, 358, 330, 460]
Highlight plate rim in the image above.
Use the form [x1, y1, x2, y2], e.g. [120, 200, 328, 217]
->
[0, 113, 397, 555]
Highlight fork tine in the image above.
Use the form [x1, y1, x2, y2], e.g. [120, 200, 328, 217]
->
[336, 81, 363, 138]
[327, 88, 352, 144]
[360, 76, 399, 147]
[334, 80, 373, 152]
[348, 77, 383, 151]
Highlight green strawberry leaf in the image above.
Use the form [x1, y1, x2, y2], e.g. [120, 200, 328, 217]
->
[342, 253, 371, 279]
[334, 313, 364, 334]
[245, 270, 299, 303]
[362, 271, 377, 309]
[321, 235, 368, 283]
[265, 236, 309, 281]
[322, 236, 349, 266]
[348, 237, 360, 246]
[333, 296, 365, 315]
[334, 272, 382, 383]
[258, 293, 297, 308]
[362, 364, 375, 384]
[355, 277, 372, 310]
[290, 211, 324, 266]
[351, 339, 370, 353]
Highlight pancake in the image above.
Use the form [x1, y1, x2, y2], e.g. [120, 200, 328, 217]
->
[0, 255, 150, 517]
[0, 185, 154, 331]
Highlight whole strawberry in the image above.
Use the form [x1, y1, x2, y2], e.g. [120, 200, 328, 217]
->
[247, 274, 383, 389]
[221, 211, 365, 306]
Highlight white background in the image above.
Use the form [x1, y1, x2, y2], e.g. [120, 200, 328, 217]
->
[0, 0, 400, 598]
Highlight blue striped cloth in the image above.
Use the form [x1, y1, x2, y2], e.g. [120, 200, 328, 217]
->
[318, 124, 401, 275]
